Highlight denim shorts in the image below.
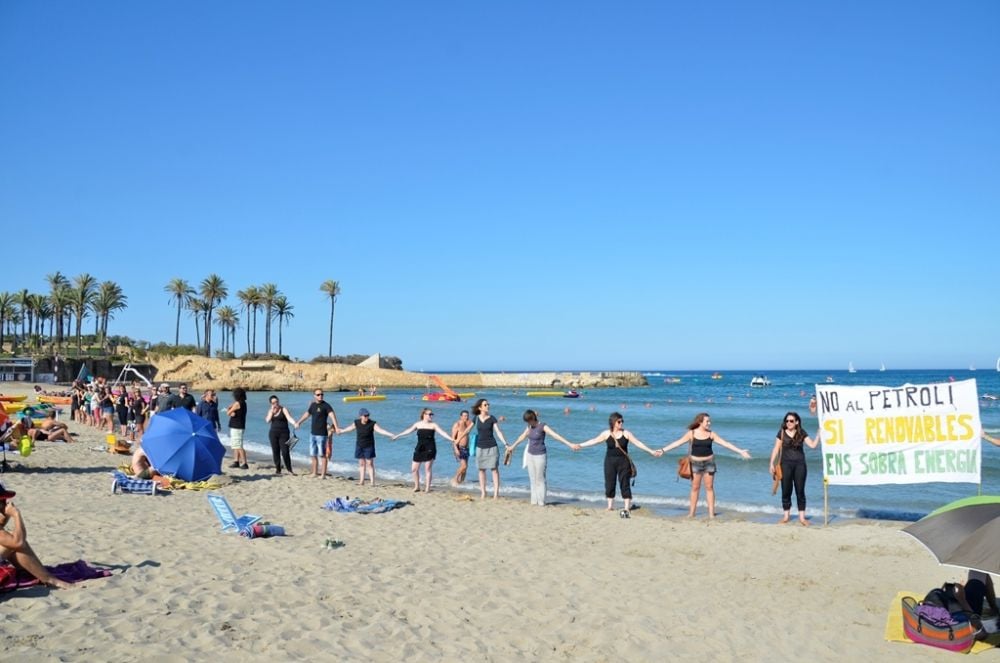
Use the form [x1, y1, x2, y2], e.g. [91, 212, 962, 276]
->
[691, 459, 717, 475]
[310, 434, 328, 457]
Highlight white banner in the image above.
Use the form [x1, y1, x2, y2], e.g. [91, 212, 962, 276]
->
[816, 379, 981, 486]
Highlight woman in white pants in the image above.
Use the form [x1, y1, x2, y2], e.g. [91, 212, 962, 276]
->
[509, 409, 577, 506]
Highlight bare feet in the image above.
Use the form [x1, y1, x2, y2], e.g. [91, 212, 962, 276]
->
[413, 486, 420, 492]
[799, 518, 810, 527]
[778, 515, 790, 524]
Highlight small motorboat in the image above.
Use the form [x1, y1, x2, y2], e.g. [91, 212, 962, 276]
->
[825, 376, 835, 383]
[710, 372, 723, 380]
[664, 377, 682, 384]
[750, 375, 771, 387]
[563, 390, 581, 398]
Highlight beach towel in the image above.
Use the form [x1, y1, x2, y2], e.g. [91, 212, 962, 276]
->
[240, 523, 287, 539]
[111, 470, 157, 495]
[0, 560, 111, 592]
[322, 496, 410, 514]
[885, 591, 1000, 653]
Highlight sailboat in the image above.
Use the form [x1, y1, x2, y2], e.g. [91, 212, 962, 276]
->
[970, 364, 976, 372]
[848, 361, 856, 374]
[996, 356, 999, 372]
[879, 361, 886, 372]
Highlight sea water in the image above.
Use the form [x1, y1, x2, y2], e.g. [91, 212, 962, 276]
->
[215, 368, 1000, 522]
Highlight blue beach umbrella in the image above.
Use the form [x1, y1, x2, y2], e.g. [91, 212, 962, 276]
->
[142, 408, 225, 482]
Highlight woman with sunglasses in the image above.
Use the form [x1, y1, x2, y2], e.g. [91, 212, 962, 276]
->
[576, 412, 659, 514]
[660, 413, 751, 519]
[471, 399, 510, 499]
[769, 411, 819, 525]
[393, 408, 455, 492]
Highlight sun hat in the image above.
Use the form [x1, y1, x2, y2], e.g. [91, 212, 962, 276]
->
[0, 481, 16, 498]
[358, 408, 370, 417]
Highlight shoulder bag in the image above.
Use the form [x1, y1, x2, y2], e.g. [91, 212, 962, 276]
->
[677, 435, 693, 480]
[613, 435, 637, 484]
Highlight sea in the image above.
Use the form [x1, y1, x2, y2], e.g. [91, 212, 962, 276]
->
[216, 368, 1000, 523]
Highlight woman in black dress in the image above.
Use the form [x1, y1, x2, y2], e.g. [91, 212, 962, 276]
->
[393, 408, 456, 493]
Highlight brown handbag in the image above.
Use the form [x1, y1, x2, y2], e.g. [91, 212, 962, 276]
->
[677, 435, 693, 480]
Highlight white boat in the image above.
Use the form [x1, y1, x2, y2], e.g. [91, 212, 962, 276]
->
[825, 376, 835, 383]
[750, 375, 771, 387]
[969, 364, 976, 372]
[848, 362, 856, 374]
[996, 356, 999, 372]
[879, 361, 886, 372]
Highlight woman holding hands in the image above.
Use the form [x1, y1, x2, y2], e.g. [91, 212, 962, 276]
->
[576, 412, 659, 515]
[393, 408, 455, 493]
[660, 412, 751, 519]
[508, 409, 577, 506]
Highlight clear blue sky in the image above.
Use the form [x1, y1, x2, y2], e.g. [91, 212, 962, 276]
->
[1, 2, 997, 371]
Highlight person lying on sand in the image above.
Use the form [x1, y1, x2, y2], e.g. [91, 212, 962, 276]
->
[28, 411, 72, 443]
[0, 482, 74, 589]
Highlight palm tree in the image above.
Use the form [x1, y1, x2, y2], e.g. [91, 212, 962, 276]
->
[187, 297, 206, 349]
[237, 286, 261, 356]
[46, 271, 70, 348]
[14, 289, 30, 343]
[71, 274, 97, 351]
[216, 305, 238, 355]
[94, 281, 128, 344]
[320, 279, 341, 357]
[35, 296, 52, 347]
[199, 274, 227, 357]
[259, 283, 278, 354]
[0, 291, 15, 351]
[165, 278, 194, 346]
[273, 295, 294, 356]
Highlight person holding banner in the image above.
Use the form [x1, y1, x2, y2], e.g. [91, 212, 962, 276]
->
[983, 430, 1000, 448]
[660, 413, 751, 519]
[769, 411, 820, 526]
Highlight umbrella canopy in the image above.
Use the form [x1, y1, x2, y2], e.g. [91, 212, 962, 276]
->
[142, 408, 225, 482]
[902, 495, 1000, 575]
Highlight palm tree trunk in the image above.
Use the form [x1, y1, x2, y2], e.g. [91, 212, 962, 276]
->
[328, 299, 334, 356]
[278, 314, 283, 355]
[175, 300, 182, 346]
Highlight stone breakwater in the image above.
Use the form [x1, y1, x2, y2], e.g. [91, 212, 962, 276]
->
[151, 356, 647, 391]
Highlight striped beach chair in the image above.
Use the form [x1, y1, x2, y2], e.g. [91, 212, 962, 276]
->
[111, 470, 157, 496]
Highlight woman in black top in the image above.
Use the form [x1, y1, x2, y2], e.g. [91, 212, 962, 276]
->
[470, 399, 510, 500]
[394, 408, 455, 493]
[115, 390, 129, 437]
[661, 412, 751, 519]
[338, 408, 395, 486]
[265, 394, 299, 475]
[768, 411, 819, 526]
[576, 412, 659, 514]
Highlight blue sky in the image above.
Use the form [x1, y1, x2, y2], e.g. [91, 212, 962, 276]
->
[1, 2, 998, 371]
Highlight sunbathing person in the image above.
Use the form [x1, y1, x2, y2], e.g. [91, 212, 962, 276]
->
[29, 411, 72, 443]
[0, 482, 74, 589]
[130, 447, 160, 480]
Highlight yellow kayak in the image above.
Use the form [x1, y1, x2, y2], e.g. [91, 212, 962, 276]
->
[3, 402, 29, 413]
[0, 395, 27, 402]
[342, 395, 387, 403]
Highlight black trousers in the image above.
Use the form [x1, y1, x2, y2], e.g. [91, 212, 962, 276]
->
[604, 455, 632, 499]
[780, 458, 807, 511]
[269, 429, 292, 471]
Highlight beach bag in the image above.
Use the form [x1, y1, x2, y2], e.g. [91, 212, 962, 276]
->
[901, 595, 976, 653]
[677, 436, 693, 480]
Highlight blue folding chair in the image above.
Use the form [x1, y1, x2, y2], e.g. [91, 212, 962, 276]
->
[206, 492, 261, 533]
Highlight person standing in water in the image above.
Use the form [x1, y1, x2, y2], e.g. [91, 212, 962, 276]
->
[508, 409, 577, 506]
[226, 387, 249, 470]
[265, 395, 299, 475]
[393, 408, 455, 493]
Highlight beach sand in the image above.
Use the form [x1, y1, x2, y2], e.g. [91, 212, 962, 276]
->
[0, 383, 975, 661]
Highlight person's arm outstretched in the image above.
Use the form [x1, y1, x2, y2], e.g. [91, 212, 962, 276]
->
[622, 430, 659, 456]
[712, 433, 751, 459]
[660, 431, 692, 454]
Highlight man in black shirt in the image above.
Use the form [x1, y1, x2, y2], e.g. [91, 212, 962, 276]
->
[177, 384, 197, 411]
[295, 389, 340, 478]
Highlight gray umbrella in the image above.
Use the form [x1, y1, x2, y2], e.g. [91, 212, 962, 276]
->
[902, 495, 1000, 575]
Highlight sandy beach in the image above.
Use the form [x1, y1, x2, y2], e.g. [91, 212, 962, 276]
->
[0, 383, 984, 661]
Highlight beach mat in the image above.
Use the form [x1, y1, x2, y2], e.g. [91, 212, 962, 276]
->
[0, 559, 112, 593]
[322, 496, 410, 514]
[885, 591, 1000, 653]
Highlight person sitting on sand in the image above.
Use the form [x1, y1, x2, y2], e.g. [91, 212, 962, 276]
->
[0, 482, 74, 589]
[27, 411, 72, 443]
